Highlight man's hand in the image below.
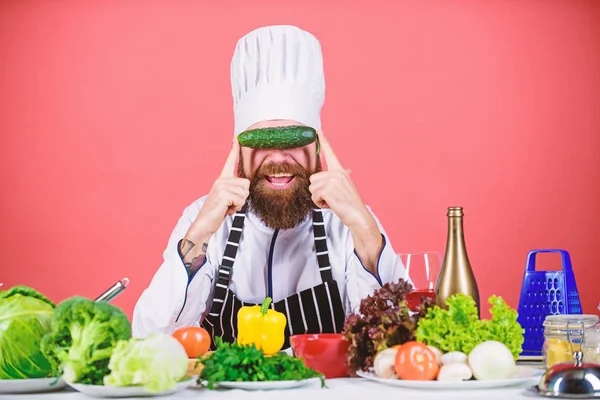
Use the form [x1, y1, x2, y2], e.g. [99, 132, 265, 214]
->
[309, 130, 384, 275]
[193, 139, 250, 235]
[180, 139, 250, 276]
[309, 130, 368, 228]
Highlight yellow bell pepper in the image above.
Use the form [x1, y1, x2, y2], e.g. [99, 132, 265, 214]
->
[237, 297, 287, 355]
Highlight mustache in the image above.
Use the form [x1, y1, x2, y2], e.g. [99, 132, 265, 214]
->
[256, 162, 310, 177]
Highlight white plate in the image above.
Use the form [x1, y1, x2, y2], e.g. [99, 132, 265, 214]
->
[356, 366, 543, 390]
[0, 377, 67, 394]
[67, 378, 194, 398]
[203, 377, 322, 390]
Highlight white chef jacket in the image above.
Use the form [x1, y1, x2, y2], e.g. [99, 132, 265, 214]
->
[132, 195, 407, 338]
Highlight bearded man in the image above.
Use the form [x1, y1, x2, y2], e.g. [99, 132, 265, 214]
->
[132, 25, 407, 348]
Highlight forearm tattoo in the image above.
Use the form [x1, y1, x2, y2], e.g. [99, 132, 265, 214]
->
[180, 239, 196, 258]
[180, 239, 208, 278]
[184, 255, 205, 277]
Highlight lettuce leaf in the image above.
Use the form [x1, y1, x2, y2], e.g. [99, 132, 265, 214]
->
[415, 294, 524, 359]
[479, 295, 525, 359]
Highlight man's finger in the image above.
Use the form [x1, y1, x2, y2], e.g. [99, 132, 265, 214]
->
[223, 185, 250, 201]
[220, 139, 240, 178]
[318, 129, 344, 171]
[308, 180, 328, 195]
[311, 194, 330, 209]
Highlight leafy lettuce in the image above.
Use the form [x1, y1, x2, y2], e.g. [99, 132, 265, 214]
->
[342, 279, 432, 374]
[415, 293, 524, 359]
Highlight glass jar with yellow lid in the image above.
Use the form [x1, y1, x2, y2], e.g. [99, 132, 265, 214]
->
[543, 314, 599, 369]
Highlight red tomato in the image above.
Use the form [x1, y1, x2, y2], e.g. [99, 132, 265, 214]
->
[172, 327, 211, 358]
[394, 341, 439, 380]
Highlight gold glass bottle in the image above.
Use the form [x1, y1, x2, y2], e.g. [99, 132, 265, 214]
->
[435, 206, 481, 316]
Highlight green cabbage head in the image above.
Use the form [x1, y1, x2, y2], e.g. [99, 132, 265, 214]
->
[0, 286, 56, 379]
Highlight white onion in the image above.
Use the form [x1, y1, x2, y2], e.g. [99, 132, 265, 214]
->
[468, 341, 516, 380]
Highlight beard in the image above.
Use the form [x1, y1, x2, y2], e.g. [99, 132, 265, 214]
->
[239, 155, 321, 230]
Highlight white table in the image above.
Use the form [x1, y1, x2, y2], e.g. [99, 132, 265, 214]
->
[0, 377, 543, 400]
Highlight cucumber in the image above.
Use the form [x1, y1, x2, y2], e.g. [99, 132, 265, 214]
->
[237, 126, 317, 149]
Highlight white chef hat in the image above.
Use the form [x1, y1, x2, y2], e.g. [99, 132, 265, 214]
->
[230, 25, 325, 136]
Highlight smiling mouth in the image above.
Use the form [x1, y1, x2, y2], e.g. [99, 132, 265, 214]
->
[265, 173, 295, 187]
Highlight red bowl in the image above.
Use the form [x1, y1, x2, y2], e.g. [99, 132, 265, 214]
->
[290, 333, 350, 379]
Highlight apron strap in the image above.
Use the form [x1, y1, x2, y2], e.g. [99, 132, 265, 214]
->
[207, 211, 246, 317]
[312, 209, 333, 282]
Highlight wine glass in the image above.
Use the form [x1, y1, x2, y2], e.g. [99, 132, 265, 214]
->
[398, 252, 442, 311]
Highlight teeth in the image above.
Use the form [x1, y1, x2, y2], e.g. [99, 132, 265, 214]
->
[269, 173, 292, 178]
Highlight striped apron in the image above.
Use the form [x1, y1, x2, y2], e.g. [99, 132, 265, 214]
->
[200, 209, 346, 350]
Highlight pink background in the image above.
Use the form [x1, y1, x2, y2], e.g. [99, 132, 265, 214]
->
[1, 0, 599, 320]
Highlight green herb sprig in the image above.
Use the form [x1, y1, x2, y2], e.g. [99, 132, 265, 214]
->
[198, 337, 326, 389]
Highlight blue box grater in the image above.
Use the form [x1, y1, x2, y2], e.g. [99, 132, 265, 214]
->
[517, 249, 582, 356]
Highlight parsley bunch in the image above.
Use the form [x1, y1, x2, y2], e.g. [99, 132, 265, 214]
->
[198, 337, 325, 389]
